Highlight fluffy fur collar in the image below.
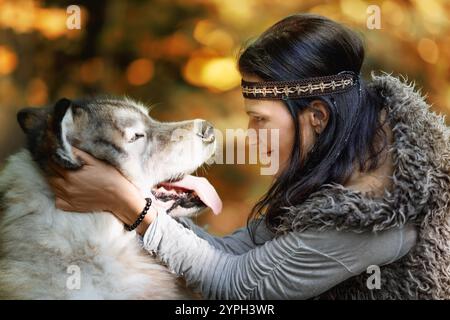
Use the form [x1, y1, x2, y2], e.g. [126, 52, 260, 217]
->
[275, 73, 450, 299]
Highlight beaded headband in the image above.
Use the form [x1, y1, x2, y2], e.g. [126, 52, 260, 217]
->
[241, 71, 358, 100]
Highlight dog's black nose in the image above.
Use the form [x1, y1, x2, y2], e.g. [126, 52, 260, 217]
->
[197, 120, 215, 143]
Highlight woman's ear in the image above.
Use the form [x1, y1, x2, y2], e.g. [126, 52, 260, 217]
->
[307, 100, 329, 135]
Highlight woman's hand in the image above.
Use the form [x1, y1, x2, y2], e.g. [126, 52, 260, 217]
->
[47, 147, 154, 235]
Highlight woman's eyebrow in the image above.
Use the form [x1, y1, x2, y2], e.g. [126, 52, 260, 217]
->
[246, 110, 266, 117]
[247, 111, 271, 120]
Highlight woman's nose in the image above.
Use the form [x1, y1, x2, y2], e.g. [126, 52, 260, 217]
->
[246, 125, 259, 146]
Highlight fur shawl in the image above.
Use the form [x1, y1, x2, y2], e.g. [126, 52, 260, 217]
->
[275, 73, 450, 299]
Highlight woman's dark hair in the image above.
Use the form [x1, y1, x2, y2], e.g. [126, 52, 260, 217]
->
[238, 14, 387, 240]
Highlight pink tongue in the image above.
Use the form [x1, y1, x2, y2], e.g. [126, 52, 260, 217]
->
[161, 175, 222, 215]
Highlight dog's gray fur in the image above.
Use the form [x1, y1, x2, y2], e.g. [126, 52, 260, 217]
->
[274, 73, 450, 299]
[0, 96, 215, 299]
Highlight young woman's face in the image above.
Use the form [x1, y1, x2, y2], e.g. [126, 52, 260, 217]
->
[244, 97, 295, 175]
[242, 74, 327, 176]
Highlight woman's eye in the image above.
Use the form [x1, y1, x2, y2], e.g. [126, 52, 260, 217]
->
[129, 133, 145, 143]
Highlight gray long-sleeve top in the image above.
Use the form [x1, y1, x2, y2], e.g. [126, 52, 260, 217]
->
[141, 211, 417, 299]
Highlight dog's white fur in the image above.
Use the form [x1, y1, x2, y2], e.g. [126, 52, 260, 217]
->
[0, 150, 195, 299]
[0, 98, 214, 299]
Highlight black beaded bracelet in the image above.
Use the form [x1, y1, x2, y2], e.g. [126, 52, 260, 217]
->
[124, 197, 152, 232]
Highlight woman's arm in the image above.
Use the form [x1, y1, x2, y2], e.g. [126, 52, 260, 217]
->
[143, 208, 417, 300]
[174, 216, 274, 255]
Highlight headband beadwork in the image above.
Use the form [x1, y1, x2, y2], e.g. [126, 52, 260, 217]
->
[241, 71, 358, 100]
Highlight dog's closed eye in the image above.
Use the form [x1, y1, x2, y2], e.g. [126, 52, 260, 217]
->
[129, 133, 145, 143]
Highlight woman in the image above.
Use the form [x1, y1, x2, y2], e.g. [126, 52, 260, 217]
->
[48, 14, 450, 299]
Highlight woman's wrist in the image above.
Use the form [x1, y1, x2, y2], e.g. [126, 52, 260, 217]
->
[113, 190, 157, 235]
[135, 206, 157, 235]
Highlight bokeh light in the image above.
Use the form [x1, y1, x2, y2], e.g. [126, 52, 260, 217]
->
[80, 58, 105, 84]
[183, 52, 240, 91]
[0, 46, 18, 75]
[126, 59, 155, 86]
[417, 38, 440, 64]
[26, 78, 48, 106]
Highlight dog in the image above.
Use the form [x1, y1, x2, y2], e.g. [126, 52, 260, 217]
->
[0, 97, 216, 299]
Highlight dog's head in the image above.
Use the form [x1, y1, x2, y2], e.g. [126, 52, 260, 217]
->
[17, 97, 216, 216]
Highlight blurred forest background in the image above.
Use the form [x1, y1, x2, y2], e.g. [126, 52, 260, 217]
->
[1, 0, 449, 235]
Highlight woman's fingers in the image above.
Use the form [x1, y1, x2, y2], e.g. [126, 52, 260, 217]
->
[48, 160, 68, 178]
[72, 147, 97, 165]
[55, 197, 74, 211]
[45, 146, 141, 215]
[48, 148, 95, 178]
[48, 173, 82, 212]
[49, 147, 96, 177]
[48, 175, 66, 190]
[162, 175, 222, 214]
[48, 177, 67, 197]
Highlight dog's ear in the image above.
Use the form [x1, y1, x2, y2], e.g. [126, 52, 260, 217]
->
[50, 98, 82, 169]
[17, 98, 82, 170]
[17, 107, 47, 134]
